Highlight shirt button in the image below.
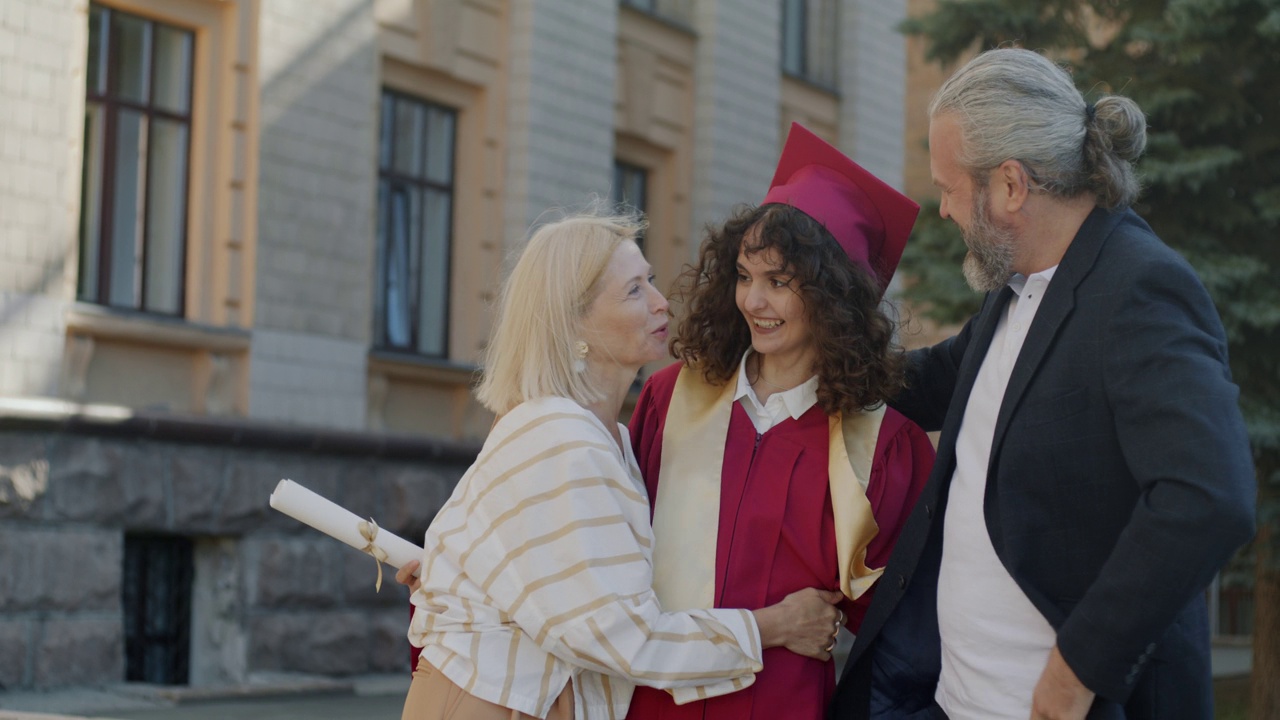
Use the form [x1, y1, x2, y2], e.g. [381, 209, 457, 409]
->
[1012, 322, 1023, 333]
[898, 575, 907, 589]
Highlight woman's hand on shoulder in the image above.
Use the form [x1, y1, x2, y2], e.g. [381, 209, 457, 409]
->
[751, 587, 845, 661]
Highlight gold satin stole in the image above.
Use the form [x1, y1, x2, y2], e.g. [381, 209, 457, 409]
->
[650, 366, 885, 611]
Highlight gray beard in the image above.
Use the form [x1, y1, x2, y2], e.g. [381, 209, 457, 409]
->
[961, 189, 1016, 293]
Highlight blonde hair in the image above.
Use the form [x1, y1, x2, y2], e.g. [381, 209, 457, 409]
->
[475, 211, 645, 415]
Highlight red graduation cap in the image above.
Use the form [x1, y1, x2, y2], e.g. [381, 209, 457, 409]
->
[762, 122, 920, 292]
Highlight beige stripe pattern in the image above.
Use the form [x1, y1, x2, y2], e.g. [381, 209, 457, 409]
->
[408, 396, 764, 720]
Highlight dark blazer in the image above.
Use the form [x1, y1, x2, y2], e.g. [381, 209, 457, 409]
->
[831, 207, 1256, 719]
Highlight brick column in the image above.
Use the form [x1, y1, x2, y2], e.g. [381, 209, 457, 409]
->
[0, 0, 87, 398]
[840, 0, 909, 190]
[687, 0, 783, 259]
[502, 0, 619, 255]
[249, 0, 379, 429]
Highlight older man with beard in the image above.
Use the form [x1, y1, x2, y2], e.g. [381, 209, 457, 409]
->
[829, 48, 1256, 720]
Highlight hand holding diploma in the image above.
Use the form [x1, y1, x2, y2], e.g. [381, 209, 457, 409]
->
[268, 478, 421, 591]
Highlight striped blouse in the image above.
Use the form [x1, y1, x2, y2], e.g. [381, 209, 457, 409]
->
[408, 396, 764, 719]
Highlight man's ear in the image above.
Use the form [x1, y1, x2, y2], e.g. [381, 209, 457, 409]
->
[995, 159, 1031, 213]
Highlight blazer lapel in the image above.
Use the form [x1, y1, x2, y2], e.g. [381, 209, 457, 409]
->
[985, 208, 1129, 546]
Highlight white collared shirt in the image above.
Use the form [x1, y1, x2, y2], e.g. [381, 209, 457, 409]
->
[733, 350, 820, 434]
[936, 266, 1060, 720]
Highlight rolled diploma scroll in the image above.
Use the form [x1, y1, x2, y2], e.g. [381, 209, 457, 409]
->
[269, 479, 421, 589]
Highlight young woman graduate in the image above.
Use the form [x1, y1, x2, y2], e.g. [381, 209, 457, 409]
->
[625, 124, 936, 720]
[397, 211, 845, 720]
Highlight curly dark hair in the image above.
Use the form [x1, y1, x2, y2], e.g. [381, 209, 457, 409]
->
[670, 203, 906, 416]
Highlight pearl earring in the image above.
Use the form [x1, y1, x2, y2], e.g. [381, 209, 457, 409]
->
[573, 341, 589, 373]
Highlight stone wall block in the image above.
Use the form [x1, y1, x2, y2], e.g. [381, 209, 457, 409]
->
[45, 439, 166, 526]
[369, 609, 410, 673]
[170, 447, 229, 532]
[116, 442, 169, 529]
[247, 610, 370, 675]
[250, 537, 339, 609]
[0, 527, 40, 611]
[0, 618, 32, 690]
[189, 537, 248, 686]
[0, 525, 115, 613]
[339, 547, 405, 608]
[221, 455, 315, 532]
[32, 616, 124, 689]
[0, 432, 51, 520]
[294, 610, 372, 675]
[334, 460, 380, 524]
[244, 611, 293, 671]
[45, 437, 124, 522]
[377, 463, 456, 537]
[38, 529, 121, 612]
[0, 427, 482, 690]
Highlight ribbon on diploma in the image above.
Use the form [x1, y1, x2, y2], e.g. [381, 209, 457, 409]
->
[358, 518, 391, 592]
[269, 479, 422, 592]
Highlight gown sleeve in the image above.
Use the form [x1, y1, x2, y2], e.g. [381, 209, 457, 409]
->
[842, 411, 935, 632]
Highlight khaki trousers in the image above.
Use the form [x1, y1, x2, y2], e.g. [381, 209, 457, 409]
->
[401, 656, 575, 720]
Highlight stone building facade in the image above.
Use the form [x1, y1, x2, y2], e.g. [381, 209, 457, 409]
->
[0, 0, 912, 691]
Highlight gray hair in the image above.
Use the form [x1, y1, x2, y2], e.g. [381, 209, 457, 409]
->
[929, 48, 1147, 209]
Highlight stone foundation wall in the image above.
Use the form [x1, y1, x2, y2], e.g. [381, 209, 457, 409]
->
[0, 410, 473, 690]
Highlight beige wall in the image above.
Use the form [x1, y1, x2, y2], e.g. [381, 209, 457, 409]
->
[897, 0, 970, 351]
[5, 0, 917, 441]
[62, 0, 259, 416]
[367, 0, 510, 439]
[614, 7, 695, 309]
[780, 78, 840, 147]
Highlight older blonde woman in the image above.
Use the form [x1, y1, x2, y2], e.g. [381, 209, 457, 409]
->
[399, 211, 844, 720]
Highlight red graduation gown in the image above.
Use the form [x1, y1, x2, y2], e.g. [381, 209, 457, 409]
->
[625, 362, 934, 720]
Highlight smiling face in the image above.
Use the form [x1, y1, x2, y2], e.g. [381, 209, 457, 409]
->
[734, 227, 816, 368]
[581, 240, 670, 374]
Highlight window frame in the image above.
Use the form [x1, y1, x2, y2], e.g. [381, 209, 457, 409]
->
[619, 0, 693, 27]
[79, 2, 196, 317]
[122, 532, 194, 685]
[374, 88, 459, 359]
[780, 0, 838, 91]
[612, 159, 650, 254]
[781, 0, 808, 78]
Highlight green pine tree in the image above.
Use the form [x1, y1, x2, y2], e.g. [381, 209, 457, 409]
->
[899, 2, 1280, 716]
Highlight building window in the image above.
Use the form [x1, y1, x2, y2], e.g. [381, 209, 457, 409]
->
[1211, 557, 1255, 638]
[620, 0, 692, 25]
[613, 160, 648, 252]
[79, 4, 194, 316]
[375, 90, 457, 357]
[781, 0, 807, 76]
[781, 0, 837, 88]
[123, 533, 194, 685]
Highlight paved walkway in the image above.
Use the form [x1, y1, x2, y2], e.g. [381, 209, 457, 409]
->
[0, 694, 404, 720]
[0, 644, 1253, 720]
[0, 675, 409, 720]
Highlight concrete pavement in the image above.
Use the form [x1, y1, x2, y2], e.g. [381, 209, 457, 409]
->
[0, 674, 409, 720]
[0, 643, 1254, 720]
